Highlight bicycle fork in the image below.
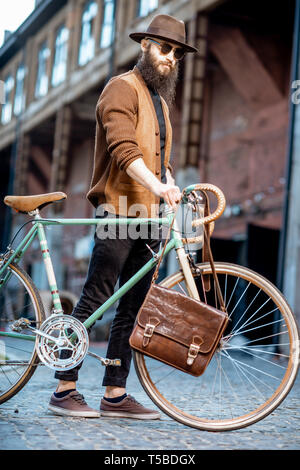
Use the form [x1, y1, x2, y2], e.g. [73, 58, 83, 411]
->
[172, 217, 200, 301]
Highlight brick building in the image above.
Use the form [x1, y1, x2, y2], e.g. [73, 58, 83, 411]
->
[0, 0, 299, 321]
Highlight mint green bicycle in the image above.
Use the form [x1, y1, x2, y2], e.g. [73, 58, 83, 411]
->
[0, 183, 299, 431]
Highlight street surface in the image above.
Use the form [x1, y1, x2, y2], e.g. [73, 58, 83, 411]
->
[0, 342, 299, 451]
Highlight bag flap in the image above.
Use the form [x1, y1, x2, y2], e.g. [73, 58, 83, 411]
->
[137, 284, 228, 353]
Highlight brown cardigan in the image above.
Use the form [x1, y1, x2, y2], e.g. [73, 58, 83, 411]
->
[87, 66, 173, 216]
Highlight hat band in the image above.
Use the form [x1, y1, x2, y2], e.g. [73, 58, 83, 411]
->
[145, 26, 186, 45]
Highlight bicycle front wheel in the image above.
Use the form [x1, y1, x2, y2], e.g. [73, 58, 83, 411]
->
[0, 262, 45, 404]
[133, 262, 299, 431]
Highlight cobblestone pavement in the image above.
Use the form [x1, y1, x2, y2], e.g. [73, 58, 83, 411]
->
[0, 342, 299, 451]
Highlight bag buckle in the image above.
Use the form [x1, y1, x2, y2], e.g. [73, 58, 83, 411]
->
[143, 324, 155, 347]
[144, 323, 155, 338]
[143, 318, 160, 347]
[187, 344, 200, 365]
[187, 336, 203, 365]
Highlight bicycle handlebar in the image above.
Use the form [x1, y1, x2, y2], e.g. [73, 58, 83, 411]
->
[181, 183, 226, 245]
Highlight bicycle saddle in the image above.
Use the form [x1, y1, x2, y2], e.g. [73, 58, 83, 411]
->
[4, 192, 67, 213]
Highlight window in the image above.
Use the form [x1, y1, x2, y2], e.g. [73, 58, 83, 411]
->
[35, 42, 50, 98]
[100, 0, 115, 48]
[52, 25, 69, 87]
[78, 0, 98, 66]
[1, 75, 14, 124]
[14, 64, 25, 116]
[137, 0, 158, 17]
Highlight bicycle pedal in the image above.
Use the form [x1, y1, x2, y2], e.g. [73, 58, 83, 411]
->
[10, 318, 31, 332]
[87, 351, 121, 367]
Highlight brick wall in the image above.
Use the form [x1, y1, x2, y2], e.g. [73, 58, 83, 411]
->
[198, 20, 292, 239]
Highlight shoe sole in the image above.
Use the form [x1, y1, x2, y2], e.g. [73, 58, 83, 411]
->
[48, 404, 100, 418]
[100, 410, 160, 420]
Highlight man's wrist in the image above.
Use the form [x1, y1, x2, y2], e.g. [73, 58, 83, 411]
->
[153, 180, 165, 198]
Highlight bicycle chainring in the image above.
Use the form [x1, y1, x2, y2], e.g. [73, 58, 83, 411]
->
[36, 315, 89, 371]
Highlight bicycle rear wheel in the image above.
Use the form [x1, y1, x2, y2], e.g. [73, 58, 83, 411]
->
[0, 262, 45, 404]
[133, 262, 299, 431]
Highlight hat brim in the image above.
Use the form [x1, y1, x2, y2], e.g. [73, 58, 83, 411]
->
[129, 32, 198, 53]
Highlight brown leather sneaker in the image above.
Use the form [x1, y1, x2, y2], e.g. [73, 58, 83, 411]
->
[100, 394, 160, 420]
[48, 391, 100, 418]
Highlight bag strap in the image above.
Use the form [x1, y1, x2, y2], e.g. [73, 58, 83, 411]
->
[202, 224, 226, 312]
[196, 191, 226, 311]
[201, 190, 212, 292]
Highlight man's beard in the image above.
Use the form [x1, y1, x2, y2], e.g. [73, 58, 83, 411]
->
[136, 45, 179, 108]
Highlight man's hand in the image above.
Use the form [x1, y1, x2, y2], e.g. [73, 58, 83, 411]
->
[126, 158, 181, 210]
[158, 183, 181, 209]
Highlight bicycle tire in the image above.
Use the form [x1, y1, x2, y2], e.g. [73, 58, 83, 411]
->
[0, 261, 45, 404]
[133, 262, 300, 431]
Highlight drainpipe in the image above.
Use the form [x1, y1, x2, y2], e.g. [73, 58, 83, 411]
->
[2, 128, 17, 251]
[2, 41, 27, 252]
[105, 0, 118, 85]
[277, 0, 300, 291]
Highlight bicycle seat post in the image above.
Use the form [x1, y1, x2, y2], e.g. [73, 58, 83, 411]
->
[28, 209, 41, 218]
[33, 210, 64, 316]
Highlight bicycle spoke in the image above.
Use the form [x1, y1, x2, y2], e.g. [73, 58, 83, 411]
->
[219, 360, 239, 419]
[225, 345, 290, 359]
[223, 351, 282, 382]
[0, 363, 15, 386]
[146, 361, 168, 373]
[230, 288, 262, 333]
[230, 317, 285, 338]
[210, 356, 220, 400]
[2, 343, 35, 355]
[3, 363, 23, 377]
[239, 329, 289, 346]
[152, 366, 178, 386]
[217, 355, 223, 419]
[240, 342, 290, 348]
[232, 303, 278, 336]
[233, 347, 287, 369]
[177, 281, 188, 296]
[222, 349, 268, 400]
[223, 350, 254, 415]
[227, 281, 251, 319]
[0, 263, 43, 403]
[226, 277, 240, 315]
[223, 274, 228, 307]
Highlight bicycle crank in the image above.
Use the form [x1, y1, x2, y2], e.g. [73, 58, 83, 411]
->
[35, 315, 89, 371]
[87, 351, 121, 367]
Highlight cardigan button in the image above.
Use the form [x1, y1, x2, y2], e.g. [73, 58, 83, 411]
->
[155, 131, 159, 136]
[156, 170, 160, 175]
[156, 151, 159, 156]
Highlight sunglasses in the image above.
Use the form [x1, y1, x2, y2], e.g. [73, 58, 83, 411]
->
[146, 38, 186, 60]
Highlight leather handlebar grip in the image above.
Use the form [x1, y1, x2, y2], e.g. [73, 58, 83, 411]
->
[181, 184, 225, 245]
[190, 184, 226, 227]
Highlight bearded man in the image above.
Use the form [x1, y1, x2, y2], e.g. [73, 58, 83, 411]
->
[48, 14, 197, 419]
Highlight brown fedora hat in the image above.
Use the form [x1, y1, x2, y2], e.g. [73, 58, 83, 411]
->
[129, 14, 198, 53]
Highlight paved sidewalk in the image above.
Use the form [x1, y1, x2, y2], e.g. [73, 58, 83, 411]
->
[0, 342, 299, 451]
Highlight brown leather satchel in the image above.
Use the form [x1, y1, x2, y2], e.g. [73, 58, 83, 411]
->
[130, 197, 228, 377]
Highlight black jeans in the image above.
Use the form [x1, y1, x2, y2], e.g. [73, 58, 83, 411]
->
[54, 213, 162, 387]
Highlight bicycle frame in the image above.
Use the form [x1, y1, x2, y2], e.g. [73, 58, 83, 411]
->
[0, 205, 200, 343]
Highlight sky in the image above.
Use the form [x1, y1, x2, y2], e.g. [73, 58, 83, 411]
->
[0, 0, 35, 48]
